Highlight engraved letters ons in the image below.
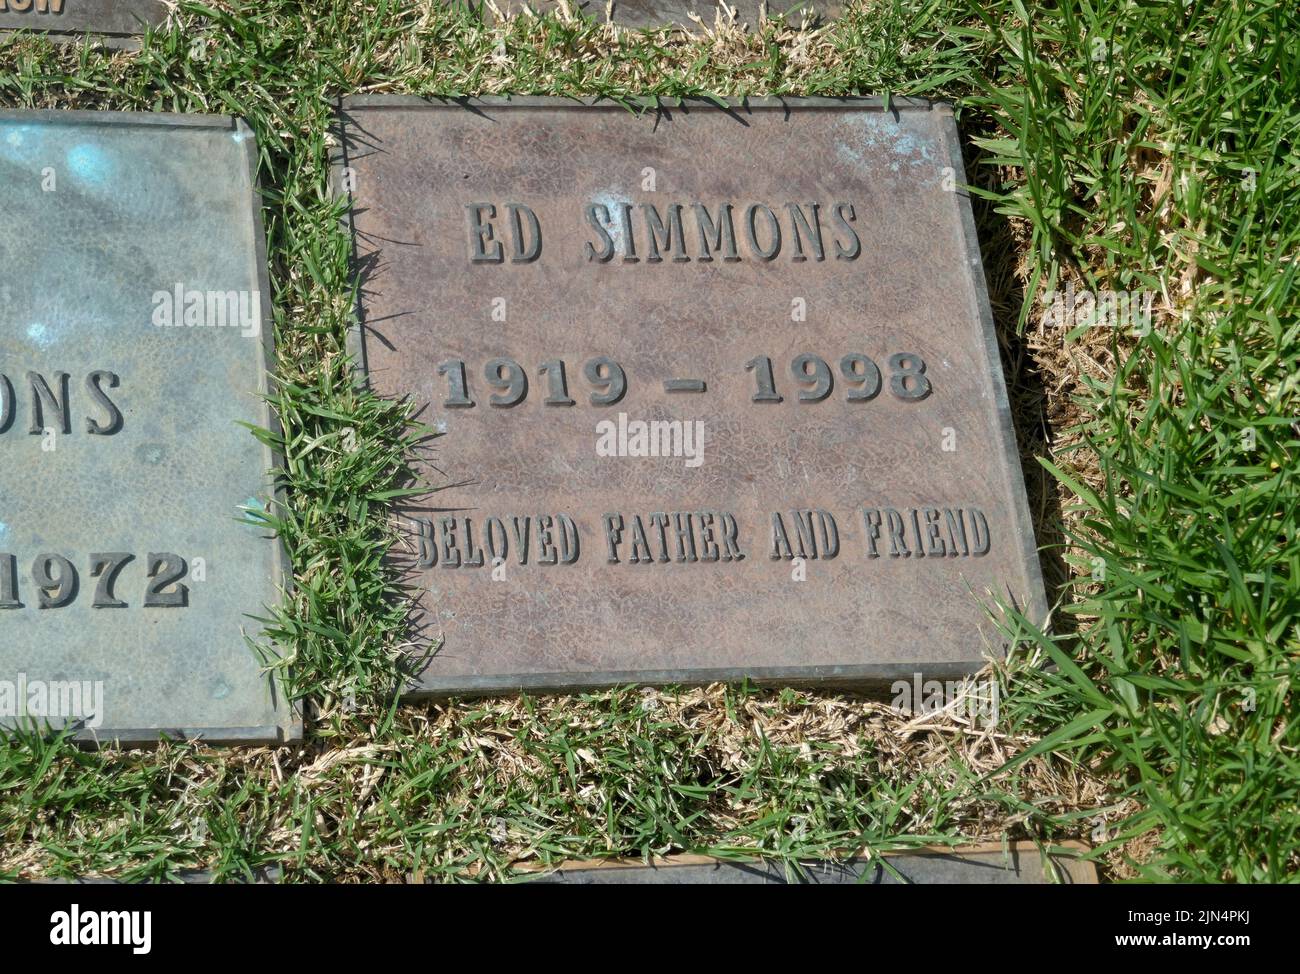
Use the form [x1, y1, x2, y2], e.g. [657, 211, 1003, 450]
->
[0, 370, 123, 436]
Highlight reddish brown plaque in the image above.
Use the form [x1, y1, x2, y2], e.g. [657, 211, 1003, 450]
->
[337, 96, 1046, 693]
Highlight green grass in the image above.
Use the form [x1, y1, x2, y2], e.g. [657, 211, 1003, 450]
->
[1, 0, 1296, 882]
[969, 0, 1300, 881]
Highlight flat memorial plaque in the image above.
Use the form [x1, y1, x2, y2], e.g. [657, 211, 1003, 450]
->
[0, 110, 295, 743]
[0, 1, 167, 48]
[338, 96, 1047, 694]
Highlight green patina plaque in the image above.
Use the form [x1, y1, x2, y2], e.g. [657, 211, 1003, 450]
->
[0, 110, 295, 744]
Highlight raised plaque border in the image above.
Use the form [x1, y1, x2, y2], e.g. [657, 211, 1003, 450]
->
[333, 95, 1050, 695]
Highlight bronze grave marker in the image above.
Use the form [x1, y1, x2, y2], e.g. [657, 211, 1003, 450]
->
[0, 110, 294, 742]
[0, 0, 167, 49]
[337, 96, 1047, 694]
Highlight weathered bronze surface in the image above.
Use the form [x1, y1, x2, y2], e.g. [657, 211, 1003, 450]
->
[0, 111, 294, 743]
[476, 0, 839, 29]
[338, 96, 1047, 694]
[0, 0, 166, 48]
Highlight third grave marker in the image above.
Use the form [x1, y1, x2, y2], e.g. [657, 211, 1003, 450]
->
[0, 0, 166, 48]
